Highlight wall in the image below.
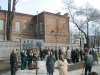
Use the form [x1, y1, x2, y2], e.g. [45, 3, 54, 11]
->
[44, 12, 70, 44]
[0, 41, 20, 60]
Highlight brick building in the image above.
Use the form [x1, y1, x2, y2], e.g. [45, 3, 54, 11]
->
[0, 10, 70, 49]
[0, 10, 34, 40]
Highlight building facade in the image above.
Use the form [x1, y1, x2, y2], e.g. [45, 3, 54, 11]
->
[0, 10, 34, 40]
[0, 10, 70, 49]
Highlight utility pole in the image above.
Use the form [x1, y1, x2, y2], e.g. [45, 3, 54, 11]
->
[87, 22, 89, 48]
[55, 17, 59, 59]
[36, 11, 39, 75]
[36, 11, 39, 39]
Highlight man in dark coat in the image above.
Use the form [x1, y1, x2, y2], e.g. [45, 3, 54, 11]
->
[46, 51, 56, 75]
[71, 49, 76, 63]
[10, 50, 17, 75]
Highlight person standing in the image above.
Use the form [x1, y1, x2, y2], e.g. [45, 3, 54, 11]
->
[84, 50, 94, 75]
[66, 47, 71, 63]
[20, 50, 27, 70]
[80, 49, 84, 61]
[57, 54, 68, 75]
[55, 50, 58, 60]
[10, 50, 18, 75]
[71, 49, 76, 63]
[76, 49, 80, 62]
[46, 51, 56, 75]
[27, 49, 33, 69]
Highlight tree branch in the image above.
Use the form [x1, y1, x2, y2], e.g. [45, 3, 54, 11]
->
[67, 6, 87, 39]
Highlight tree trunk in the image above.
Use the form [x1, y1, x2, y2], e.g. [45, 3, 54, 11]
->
[6, 0, 16, 40]
[6, 0, 11, 40]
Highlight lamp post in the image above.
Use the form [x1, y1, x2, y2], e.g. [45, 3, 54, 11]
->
[36, 11, 39, 39]
[56, 18, 59, 58]
[36, 11, 39, 75]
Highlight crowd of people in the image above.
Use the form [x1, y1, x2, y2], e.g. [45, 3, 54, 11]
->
[10, 48, 39, 75]
[10, 47, 99, 75]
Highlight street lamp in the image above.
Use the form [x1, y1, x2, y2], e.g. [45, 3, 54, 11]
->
[36, 11, 39, 39]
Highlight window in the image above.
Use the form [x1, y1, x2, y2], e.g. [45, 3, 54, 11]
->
[36, 22, 43, 33]
[36, 24, 39, 33]
[23, 23, 26, 29]
[40, 22, 43, 32]
[0, 20, 4, 30]
[15, 21, 20, 32]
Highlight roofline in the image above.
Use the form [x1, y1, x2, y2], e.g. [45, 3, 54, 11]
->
[38, 11, 69, 17]
[0, 10, 69, 18]
[0, 10, 33, 17]
[34, 11, 69, 18]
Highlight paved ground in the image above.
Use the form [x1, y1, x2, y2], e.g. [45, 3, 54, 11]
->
[0, 60, 10, 73]
[1, 59, 100, 75]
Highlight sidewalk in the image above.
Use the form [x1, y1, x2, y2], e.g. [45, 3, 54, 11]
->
[2, 63, 99, 75]
[0, 60, 10, 74]
[0, 60, 83, 73]
[1, 60, 100, 75]
[1, 58, 100, 75]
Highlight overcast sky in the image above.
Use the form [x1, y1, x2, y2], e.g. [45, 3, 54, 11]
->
[0, 0, 100, 35]
[0, 0, 100, 15]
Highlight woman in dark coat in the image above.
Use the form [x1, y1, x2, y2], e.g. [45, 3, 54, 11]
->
[10, 50, 18, 75]
[46, 51, 55, 75]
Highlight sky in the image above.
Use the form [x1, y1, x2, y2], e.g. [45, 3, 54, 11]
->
[0, 0, 65, 15]
[0, 0, 100, 15]
[0, 0, 100, 35]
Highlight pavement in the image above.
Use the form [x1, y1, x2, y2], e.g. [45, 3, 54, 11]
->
[0, 60, 10, 73]
[1, 59, 100, 75]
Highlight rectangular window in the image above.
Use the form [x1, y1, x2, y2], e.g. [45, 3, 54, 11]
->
[15, 21, 20, 32]
[36, 24, 38, 33]
[40, 22, 43, 32]
[0, 20, 4, 30]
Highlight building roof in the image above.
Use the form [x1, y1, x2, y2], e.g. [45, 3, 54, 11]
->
[0, 10, 69, 18]
[35, 11, 69, 18]
[0, 10, 33, 17]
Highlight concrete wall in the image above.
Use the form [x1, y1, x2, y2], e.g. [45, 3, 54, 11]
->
[0, 41, 20, 60]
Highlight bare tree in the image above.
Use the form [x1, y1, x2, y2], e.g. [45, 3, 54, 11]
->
[6, 0, 19, 40]
[64, 0, 100, 48]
